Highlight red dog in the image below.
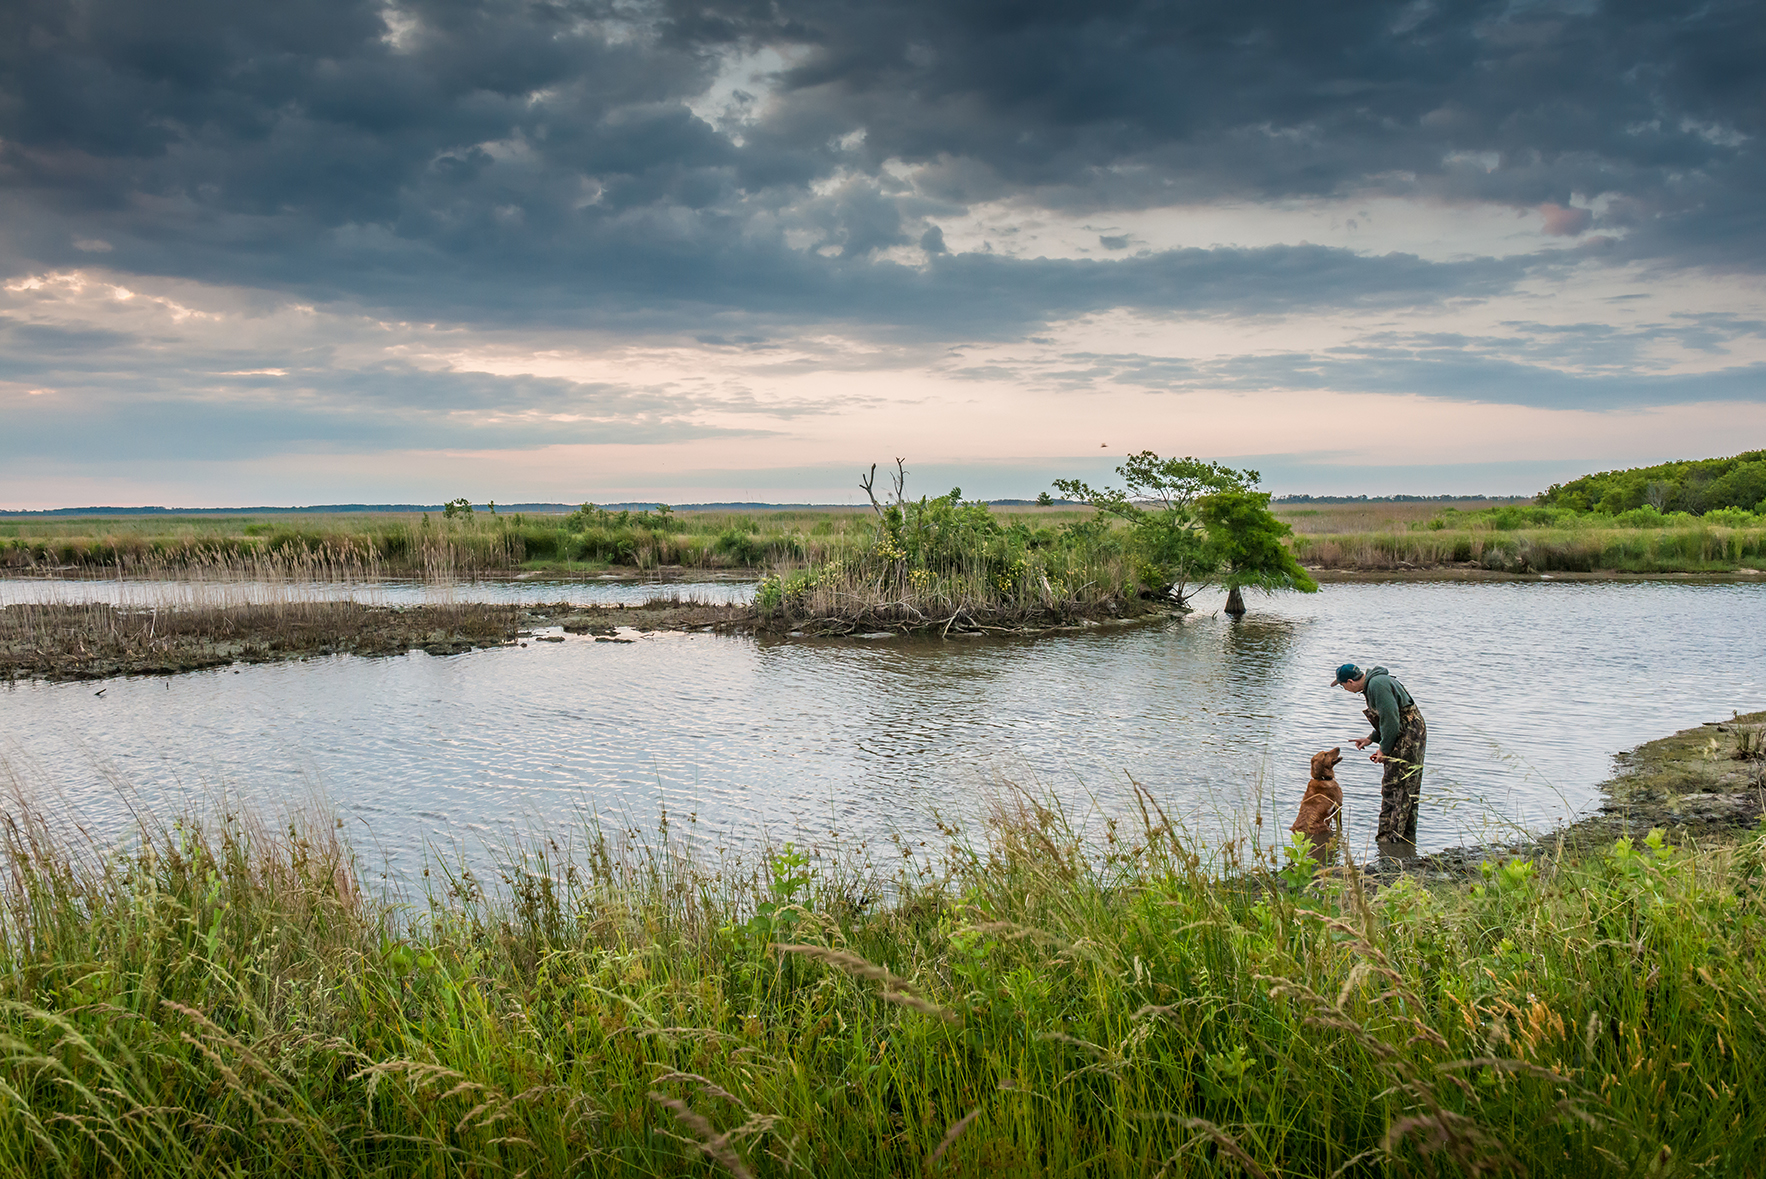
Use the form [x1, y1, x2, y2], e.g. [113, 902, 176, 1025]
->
[1290, 747, 1344, 847]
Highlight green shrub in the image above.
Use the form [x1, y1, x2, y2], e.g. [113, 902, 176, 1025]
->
[714, 527, 768, 565]
[1703, 506, 1760, 528]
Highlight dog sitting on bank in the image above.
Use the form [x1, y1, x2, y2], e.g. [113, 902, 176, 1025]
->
[1290, 747, 1344, 848]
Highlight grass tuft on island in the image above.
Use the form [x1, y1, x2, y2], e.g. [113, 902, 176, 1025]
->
[4, 717, 1766, 1176]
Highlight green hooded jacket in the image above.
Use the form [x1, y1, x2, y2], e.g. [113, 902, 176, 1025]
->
[1362, 666, 1416, 750]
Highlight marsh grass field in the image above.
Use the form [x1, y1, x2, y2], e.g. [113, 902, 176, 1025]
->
[2, 717, 1765, 1177]
[0, 507, 965, 578]
[6, 500, 1765, 584]
[0, 503, 1153, 640]
[1278, 503, 1766, 576]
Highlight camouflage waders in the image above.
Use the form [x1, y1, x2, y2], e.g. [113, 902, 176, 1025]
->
[1365, 702, 1426, 845]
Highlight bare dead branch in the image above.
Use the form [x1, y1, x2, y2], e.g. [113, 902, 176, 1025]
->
[859, 464, 885, 518]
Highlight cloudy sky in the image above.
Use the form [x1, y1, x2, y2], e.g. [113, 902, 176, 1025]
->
[2, 0, 1763, 507]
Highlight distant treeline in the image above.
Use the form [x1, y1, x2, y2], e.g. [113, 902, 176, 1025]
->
[1538, 450, 1766, 515]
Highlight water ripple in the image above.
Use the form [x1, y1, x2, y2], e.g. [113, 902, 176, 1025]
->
[2, 581, 1761, 879]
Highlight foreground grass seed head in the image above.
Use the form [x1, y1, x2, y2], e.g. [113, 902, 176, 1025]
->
[1, 783, 1763, 1177]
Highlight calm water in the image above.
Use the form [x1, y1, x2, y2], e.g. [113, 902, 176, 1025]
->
[3, 581, 1762, 874]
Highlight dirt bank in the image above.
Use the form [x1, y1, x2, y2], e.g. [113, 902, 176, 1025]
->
[1373, 711, 1765, 881]
[1561, 710, 1766, 838]
[3, 594, 1192, 682]
[0, 599, 775, 682]
[0, 602, 529, 681]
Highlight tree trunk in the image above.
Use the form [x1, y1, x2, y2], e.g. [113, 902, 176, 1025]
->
[1223, 584, 1246, 616]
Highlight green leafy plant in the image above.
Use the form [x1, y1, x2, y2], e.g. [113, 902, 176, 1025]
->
[1056, 452, 1317, 612]
[1197, 486, 1319, 612]
[1054, 451, 1253, 605]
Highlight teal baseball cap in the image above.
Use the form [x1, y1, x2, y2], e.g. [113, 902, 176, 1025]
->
[1331, 663, 1362, 686]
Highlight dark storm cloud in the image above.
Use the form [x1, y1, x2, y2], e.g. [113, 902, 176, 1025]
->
[662, 0, 1764, 258]
[1211, 350, 1766, 410]
[0, 321, 136, 356]
[1039, 340, 1766, 410]
[2, 0, 1759, 335]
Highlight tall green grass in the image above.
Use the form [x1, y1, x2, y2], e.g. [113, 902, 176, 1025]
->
[3, 789, 1763, 1176]
[9, 502, 1766, 583]
[1292, 523, 1766, 573]
[1, 509, 1094, 578]
[0, 517, 522, 578]
[752, 511, 1142, 631]
[1287, 502, 1766, 573]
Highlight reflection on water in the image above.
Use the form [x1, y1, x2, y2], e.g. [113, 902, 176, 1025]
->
[2, 581, 1762, 876]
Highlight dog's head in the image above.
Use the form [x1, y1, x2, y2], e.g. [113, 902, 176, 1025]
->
[1310, 747, 1343, 779]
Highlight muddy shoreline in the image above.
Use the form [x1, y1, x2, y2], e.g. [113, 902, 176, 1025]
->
[1368, 710, 1766, 881]
[0, 602, 530, 682]
[0, 600, 743, 682]
[0, 597, 1184, 682]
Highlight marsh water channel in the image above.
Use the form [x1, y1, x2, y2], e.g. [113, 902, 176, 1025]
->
[2, 577, 1763, 882]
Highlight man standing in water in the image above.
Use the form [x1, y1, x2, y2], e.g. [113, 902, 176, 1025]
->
[1332, 663, 1427, 853]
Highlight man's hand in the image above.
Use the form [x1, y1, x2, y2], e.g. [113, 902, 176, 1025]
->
[1353, 737, 1372, 749]
[1369, 750, 1386, 764]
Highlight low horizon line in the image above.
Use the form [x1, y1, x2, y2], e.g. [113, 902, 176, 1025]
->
[0, 494, 1535, 517]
